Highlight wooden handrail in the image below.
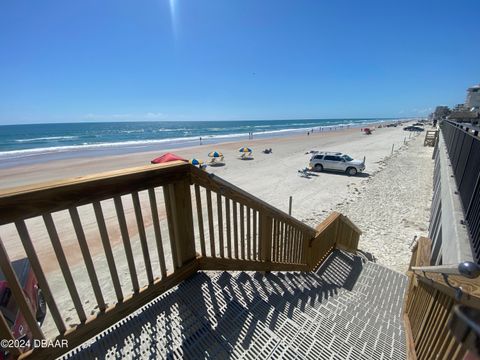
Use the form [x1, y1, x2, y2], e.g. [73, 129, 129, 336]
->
[0, 161, 190, 225]
[404, 236, 480, 359]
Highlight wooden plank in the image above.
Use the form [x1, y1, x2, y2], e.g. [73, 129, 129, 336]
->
[165, 180, 196, 267]
[414, 273, 480, 308]
[194, 185, 207, 257]
[190, 166, 316, 236]
[295, 229, 301, 263]
[205, 189, 216, 258]
[15, 220, 66, 334]
[252, 210, 257, 261]
[403, 314, 418, 360]
[240, 204, 245, 260]
[217, 193, 224, 258]
[271, 219, 277, 262]
[225, 197, 232, 258]
[0, 236, 44, 340]
[339, 213, 362, 235]
[233, 201, 239, 259]
[114, 196, 140, 292]
[430, 294, 454, 355]
[15, 221, 67, 334]
[43, 213, 87, 322]
[416, 291, 440, 357]
[286, 226, 293, 263]
[281, 222, 287, 263]
[68, 209, 106, 312]
[0, 161, 190, 226]
[290, 227, 296, 263]
[314, 212, 342, 236]
[131, 191, 154, 284]
[0, 312, 21, 356]
[260, 214, 273, 262]
[148, 188, 167, 278]
[198, 256, 309, 272]
[92, 202, 123, 302]
[162, 185, 179, 269]
[414, 237, 432, 267]
[246, 207, 251, 260]
[21, 259, 199, 360]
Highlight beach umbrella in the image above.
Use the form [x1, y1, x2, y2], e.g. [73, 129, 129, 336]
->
[151, 152, 187, 164]
[208, 151, 223, 158]
[189, 158, 203, 166]
[238, 147, 252, 153]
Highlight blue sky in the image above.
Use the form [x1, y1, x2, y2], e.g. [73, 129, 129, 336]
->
[0, 0, 478, 125]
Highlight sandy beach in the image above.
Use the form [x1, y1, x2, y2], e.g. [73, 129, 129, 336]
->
[0, 123, 434, 338]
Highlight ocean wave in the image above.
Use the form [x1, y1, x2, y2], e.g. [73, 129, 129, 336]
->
[0, 137, 202, 158]
[15, 136, 78, 143]
[1, 119, 395, 160]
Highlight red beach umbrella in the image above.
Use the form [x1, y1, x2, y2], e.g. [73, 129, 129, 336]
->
[151, 152, 188, 164]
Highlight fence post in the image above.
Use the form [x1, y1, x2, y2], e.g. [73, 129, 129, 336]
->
[259, 213, 273, 264]
[164, 178, 196, 267]
[288, 196, 292, 216]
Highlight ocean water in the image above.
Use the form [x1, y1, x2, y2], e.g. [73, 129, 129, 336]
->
[0, 118, 396, 168]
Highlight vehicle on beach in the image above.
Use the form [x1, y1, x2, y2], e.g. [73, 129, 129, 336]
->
[309, 152, 365, 176]
[0, 258, 46, 359]
[403, 126, 424, 132]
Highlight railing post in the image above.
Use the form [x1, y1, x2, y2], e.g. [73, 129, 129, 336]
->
[164, 178, 196, 268]
[260, 213, 273, 264]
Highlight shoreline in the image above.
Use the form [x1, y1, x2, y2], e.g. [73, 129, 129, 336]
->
[0, 121, 434, 339]
[0, 118, 411, 170]
[0, 120, 413, 189]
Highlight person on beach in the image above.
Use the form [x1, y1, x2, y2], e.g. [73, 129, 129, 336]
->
[200, 137, 202, 145]
[307, 131, 310, 136]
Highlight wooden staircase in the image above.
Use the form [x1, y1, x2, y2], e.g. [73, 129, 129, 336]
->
[423, 130, 438, 147]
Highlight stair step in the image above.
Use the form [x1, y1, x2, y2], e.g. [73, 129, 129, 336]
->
[62, 250, 408, 360]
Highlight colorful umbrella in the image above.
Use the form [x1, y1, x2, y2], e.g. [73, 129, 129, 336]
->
[238, 147, 252, 153]
[151, 152, 187, 164]
[208, 151, 223, 158]
[189, 159, 203, 166]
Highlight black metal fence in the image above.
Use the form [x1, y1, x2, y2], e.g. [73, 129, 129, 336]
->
[441, 121, 480, 264]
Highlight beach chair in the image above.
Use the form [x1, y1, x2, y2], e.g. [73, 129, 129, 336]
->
[297, 168, 310, 178]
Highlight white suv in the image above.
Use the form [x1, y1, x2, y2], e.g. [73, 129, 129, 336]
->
[309, 152, 365, 176]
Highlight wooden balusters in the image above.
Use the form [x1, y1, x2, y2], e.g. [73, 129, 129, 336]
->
[43, 213, 87, 322]
[240, 205, 245, 259]
[113, 195, 140, 292]
[131, 191, 154, 284]
[148, 188, 167, 278]
[217, 193, 224, 258]
[252, 210, 257, 260]
[16, 221, 67, 334]
[260, 214, 273, 263]
[225, 198, 232, 258]
[233, 201, 239, 259]
[205, 189, 216, 258]
[68, 208, 106, 313]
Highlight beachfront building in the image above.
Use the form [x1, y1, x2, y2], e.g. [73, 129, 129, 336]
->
[466, 84, 480, 110]
[433, 105, 450, 121]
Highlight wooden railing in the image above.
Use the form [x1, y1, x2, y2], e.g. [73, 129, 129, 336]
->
[404, 237, 480, 359]
[0, 161, 360, 359]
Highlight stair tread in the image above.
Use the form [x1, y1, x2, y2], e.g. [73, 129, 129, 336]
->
[62, 250, 407, 360]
